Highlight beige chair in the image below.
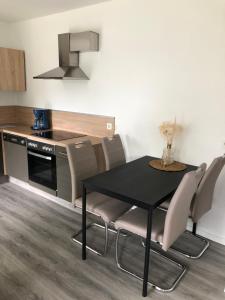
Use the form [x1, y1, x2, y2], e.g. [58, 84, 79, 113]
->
[159, 163, 207, 211]
[186, 155, 225, 258]
[101, 134, 126, 170]
[66, 140, 131, 256]
[191, 156, 225, 231]
[161, 156, 225, 258]
[114, 167, 203, 292]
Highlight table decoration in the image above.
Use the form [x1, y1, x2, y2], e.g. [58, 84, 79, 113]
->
[159, 118, 182, 166]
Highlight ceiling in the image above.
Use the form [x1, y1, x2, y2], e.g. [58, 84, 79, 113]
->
[0, 0, 110, 22]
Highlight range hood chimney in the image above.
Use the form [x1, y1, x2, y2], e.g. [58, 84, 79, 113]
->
[33, 31, 99, 80]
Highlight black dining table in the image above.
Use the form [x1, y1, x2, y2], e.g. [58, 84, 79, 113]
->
[81, 156, 196, 297]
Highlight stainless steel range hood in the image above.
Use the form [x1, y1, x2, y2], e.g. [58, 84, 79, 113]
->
[33, 32, 99, 80]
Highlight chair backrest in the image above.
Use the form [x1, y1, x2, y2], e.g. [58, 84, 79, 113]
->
[191, 156, 225, 223]
[195, 163, 207, 185]
[101, 134, 126, 170]
[66, 140, 98, 201]
[162, 166, 205, 251]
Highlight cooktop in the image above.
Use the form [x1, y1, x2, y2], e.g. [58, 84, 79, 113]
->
[32, 130, 86, 141]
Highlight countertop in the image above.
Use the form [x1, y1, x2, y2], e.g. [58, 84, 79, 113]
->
[0, 124, 102, 147]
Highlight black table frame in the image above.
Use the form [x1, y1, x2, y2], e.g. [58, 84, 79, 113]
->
[81, 156, 196, 297]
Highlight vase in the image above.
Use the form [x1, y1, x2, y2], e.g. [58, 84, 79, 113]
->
[162, 144, 174, 166]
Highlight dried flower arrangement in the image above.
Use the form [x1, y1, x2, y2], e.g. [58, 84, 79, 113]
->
[159, 119, 183, 166]
[159, 119, 182, 148]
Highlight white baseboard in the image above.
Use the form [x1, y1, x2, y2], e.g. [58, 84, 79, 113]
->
[187, 220, 225, 246]
[9, 177, 80, 213]
[8, 177, 225, 246]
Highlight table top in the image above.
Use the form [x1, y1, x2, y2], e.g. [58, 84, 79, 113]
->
[83, 156, 197, 210]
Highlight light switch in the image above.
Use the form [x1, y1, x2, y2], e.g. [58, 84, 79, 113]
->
[107, 123, 113, 130]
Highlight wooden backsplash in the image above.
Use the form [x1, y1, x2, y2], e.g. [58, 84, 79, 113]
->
[0, 106, 17, 124]
[0, 106, 115, 137]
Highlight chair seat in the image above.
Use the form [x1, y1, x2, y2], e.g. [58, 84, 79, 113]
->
[115, 208, 166, 244]
[75, 192, 111, 213]
[75, 192, 132, 223]
[93, 199, 132, 223]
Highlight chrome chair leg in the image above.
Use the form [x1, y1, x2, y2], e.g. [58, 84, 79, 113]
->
[171, 230, 210, 259]
[157, 206, 168, 212]
[109, 221, 127, 236]
[142, 230, 210, 259]
[104, 222, 109, 255]
[141, 238, 146, 248]
[150, 248, 187, 292]
[116, 229, 187, 293]
[72, 221, 109, 256]
[152, 219, 210, 259]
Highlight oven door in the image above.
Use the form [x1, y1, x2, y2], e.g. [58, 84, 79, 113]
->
[28, 150, 57, 190]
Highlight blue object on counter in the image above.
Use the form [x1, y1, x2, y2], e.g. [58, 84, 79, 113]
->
[32, 109, 50, 130]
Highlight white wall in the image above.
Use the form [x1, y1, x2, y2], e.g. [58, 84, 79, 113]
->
[0, 22, 18, 106]
[8, 0, 225, 244]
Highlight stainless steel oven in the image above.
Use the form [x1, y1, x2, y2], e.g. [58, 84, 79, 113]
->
[27, 140, 57, 194]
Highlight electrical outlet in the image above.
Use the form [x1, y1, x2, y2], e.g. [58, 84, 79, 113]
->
[107, 123, 113, 130]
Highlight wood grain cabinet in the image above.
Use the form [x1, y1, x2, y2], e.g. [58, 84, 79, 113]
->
[56, 146, 72, 202]
[3, 137, 28, 182]
[0, 47, 26, 91]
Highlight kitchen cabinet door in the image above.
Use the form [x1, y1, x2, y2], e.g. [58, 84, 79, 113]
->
[56, 146, 72, 202]
[4, 141, 28, 181]
[0, 133, 4, 176]
[0, 47, 26, 91]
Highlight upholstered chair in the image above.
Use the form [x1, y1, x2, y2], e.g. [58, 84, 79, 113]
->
[114, 167, 203, 292]
[186, 156, 225, 258]
[101, 134, 126, 170]
[161, 157, 225, 258]
[66, 140, 131, 256]
[160, 163, 207, 211]
[191, 156, 225, 229]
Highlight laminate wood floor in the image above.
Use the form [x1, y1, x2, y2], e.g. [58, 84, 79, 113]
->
[0, 182, 224, 300]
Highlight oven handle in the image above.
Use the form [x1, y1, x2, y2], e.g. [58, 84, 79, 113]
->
[28, 151, 52, 161]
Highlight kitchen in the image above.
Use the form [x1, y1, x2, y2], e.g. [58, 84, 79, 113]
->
[0, 106, 114, 202]
[0, 30, 114, 202]
[0, 0, 225, 299]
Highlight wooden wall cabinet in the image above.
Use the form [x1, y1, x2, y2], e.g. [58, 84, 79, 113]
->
[0, 47, 26, 92]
